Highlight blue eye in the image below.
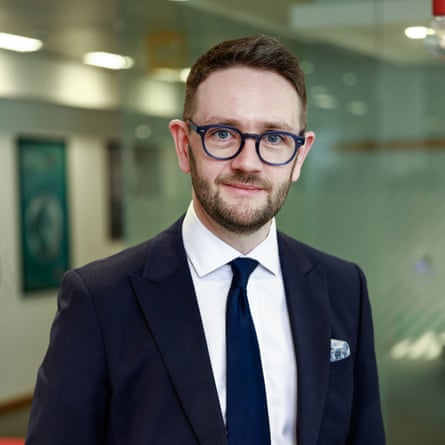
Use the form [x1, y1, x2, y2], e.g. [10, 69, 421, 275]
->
[264, 134, 283, 144]
[214, 129, 232, 140]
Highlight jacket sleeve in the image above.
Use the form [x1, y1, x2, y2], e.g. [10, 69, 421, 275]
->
[26, 269, 109, 445]
[346, 265, 386, 445]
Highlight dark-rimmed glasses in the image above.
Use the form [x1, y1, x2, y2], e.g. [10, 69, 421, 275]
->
[188, 120, 305, 166]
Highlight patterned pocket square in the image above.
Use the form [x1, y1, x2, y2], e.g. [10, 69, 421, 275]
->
[330, 339, 351, 362]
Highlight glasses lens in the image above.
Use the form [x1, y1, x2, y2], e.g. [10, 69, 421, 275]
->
[259, 132, 297, 164]
[204, 126, 241, 159]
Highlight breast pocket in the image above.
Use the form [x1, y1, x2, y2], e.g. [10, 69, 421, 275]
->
[329, 355, 353, 378]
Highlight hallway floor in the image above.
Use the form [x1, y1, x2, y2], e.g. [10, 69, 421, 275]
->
[0, 406, 29, 438]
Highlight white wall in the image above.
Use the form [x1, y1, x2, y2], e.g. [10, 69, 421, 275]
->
[0, 101, 123, 402]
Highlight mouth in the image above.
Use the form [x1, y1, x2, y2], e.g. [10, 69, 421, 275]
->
[224, 182, 264, 192]
[219, 179, 270, 200]
[217, 173, 271, 194]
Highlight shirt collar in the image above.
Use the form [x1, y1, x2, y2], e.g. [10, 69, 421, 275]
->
[182, 201, 280, 278]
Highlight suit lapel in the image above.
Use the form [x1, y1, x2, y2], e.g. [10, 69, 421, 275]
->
[129, 221, 227, 445]
[279, 234, 331, 445]
[126, 222, 330, 445]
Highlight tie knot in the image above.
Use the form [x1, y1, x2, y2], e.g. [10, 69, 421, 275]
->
[230, 257, 259, 289]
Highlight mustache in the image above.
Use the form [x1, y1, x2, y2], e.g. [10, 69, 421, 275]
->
[216, 172, 272, 192]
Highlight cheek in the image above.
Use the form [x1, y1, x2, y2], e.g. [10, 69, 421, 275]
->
[190, 154, 220, 184]
[269, 166, 297, 186]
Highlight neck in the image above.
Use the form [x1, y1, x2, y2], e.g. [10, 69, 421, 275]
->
[215, 224, 272, 255]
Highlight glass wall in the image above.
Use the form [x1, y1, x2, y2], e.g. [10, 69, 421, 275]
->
[0, 0, 444, 442]
[120, 1, 445, 444]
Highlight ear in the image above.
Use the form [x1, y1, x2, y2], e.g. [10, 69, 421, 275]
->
[169, 119, 191, 173]
[291, 131, 315, 182]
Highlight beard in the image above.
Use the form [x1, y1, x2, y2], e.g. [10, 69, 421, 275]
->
[189, 147, 293, 234]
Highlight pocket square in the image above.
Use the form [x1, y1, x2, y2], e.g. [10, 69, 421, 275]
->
[330, 339, 351, 362]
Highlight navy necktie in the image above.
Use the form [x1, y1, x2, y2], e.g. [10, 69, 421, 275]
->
[226, 258, 271, 445]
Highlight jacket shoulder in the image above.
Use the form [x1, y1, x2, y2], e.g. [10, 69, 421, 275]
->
[71, 218, 183, 290]
[278, 231, 359, 273]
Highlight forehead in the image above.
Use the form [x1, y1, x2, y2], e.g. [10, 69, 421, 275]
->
[194, 66, 302, 129]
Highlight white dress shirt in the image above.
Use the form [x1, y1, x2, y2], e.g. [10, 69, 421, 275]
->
[182, 202, 298, 445]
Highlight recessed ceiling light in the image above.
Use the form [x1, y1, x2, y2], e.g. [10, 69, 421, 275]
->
[0, 32, 43, 52]
[347, 100, 368, 116]
[149, 67, 190, 83]
[342, 72, 358, 87]
[83, 52, 134, 70]
[179, 68, 190, 82]
[300, 60, 314, 75]
[404, 26, 430, 40]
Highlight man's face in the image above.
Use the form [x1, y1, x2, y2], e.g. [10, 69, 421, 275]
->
[171, 66, 314, 236]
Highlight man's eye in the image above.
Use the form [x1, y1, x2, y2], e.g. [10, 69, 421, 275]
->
[264, 133, 284, 144]
[267, 134, 280, 143]
[212, 129, 232, 140]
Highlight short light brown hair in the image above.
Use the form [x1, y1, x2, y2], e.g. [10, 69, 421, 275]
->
[183, 35, 307, 129]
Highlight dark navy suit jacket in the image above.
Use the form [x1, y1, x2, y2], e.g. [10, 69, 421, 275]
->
[26, 218, 385, 445]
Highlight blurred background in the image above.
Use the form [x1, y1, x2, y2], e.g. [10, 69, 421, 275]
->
[0, 0, 444, 443]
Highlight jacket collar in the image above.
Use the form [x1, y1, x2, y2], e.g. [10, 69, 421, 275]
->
[129, 218, 228, 445]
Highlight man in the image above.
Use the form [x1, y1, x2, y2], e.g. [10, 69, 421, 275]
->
[26, 35, 385, 445]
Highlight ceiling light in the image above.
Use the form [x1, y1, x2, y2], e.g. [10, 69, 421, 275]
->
[149, 67, 190, 83]
[83, 52, 134, 70]
[404, 26, 430, 39]
[135, 124, 152, 139]
[300, 60, 314, 75]
[347, 100, 368, 116]
[342, 72, 358, 86]
[0, 32, 43, 52]
[313, 93, 337, 110]
[179, 68, 190, 83]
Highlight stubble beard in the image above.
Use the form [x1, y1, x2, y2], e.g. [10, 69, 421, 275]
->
[188, 147, 293, 235]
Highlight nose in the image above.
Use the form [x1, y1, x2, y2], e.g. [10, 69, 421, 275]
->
[230, 137, 262, 171]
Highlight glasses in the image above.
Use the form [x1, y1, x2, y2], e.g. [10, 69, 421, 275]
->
[188, 120, 305, 166]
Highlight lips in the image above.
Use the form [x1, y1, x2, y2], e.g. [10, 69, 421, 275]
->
[217, 174, 271, 193]
[224, 182, 264, 192]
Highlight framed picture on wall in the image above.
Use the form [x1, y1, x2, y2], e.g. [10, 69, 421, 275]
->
[17, 137, 70, 293]
[107, 139, 124, 239]
[131, 144, 161, 198]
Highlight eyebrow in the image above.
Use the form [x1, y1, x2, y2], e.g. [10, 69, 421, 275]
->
[200, 116, 296, 133]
